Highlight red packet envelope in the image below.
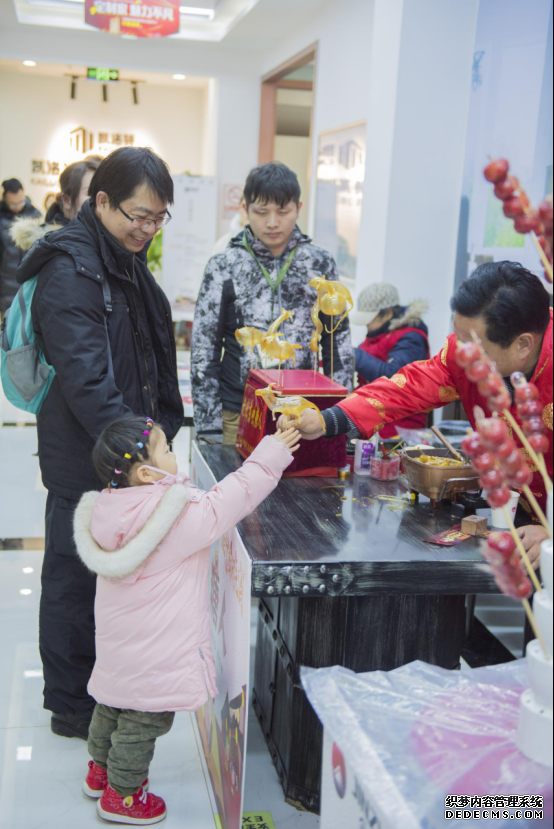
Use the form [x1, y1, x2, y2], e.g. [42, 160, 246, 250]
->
[425, 524, 472, 546]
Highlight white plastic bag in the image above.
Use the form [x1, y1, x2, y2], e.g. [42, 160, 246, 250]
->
[302, 660, 552, 828]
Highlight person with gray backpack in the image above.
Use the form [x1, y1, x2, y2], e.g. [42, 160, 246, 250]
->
[4, 147, 183, 740]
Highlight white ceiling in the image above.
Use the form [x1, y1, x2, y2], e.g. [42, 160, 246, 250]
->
[0, 0, 330, 82]
[9, 0, 328, 45]
[13, 0, 264, 42]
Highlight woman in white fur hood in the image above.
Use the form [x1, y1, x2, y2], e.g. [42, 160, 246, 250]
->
[10, 155, 102, 253]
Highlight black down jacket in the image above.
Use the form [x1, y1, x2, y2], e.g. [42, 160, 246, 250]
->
[0, 197, 41, 311]
[16, 199, 183, 499]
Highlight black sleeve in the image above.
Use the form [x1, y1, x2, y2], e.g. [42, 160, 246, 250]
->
[154, 286, 184, 442]
[322, 406, 359, 437]
[36, 259, 132, 439]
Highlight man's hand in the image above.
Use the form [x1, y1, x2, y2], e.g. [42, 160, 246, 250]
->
[517, 525, 549, 570]
[276, 409, 326, 440]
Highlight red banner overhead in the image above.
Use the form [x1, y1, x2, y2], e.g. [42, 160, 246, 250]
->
[85, 0, 181, 38]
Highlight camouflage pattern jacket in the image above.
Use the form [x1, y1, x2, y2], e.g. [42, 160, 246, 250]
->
[191, 226, 353, 436]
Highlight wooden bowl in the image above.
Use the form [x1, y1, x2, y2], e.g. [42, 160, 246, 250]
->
[402, 448, 479, 504]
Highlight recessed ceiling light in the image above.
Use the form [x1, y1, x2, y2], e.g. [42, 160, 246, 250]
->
[22, 567, 34, 574]
[173, 74, 187, 80]
[20, 589, 32, 596]
[180, 6, 214, 20]
[23, 61, 37, 67]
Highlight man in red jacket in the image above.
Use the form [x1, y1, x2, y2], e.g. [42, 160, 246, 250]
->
[287, 262, 553, 567]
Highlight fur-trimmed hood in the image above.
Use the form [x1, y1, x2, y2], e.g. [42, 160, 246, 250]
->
[388, 299, 429, 331]
[74, 483, 192, 581]
[9, 216, 64, 252]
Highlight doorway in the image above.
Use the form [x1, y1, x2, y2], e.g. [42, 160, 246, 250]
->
[258, 43, 317, 235]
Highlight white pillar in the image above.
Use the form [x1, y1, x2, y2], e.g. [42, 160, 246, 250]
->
[356, 0, 480, 355]
[214, 74, 261, 236]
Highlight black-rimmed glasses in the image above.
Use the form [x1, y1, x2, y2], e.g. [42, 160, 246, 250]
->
[115, 202, 172, 230]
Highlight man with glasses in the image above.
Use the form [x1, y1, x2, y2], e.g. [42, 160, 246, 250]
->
[15, 147, 183, 739]
[0, 178, 40, 314]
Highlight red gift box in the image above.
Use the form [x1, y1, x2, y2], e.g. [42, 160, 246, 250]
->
[236, 369, 348, 477]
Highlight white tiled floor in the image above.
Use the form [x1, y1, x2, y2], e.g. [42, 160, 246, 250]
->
[0, 417, 319, 829]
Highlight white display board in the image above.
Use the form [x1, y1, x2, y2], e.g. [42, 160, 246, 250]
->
[190, 443, 252, 829]
[162, 175, 218, 303]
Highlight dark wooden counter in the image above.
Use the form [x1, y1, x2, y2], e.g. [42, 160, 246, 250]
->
[198, 445, 497, 598]
[196, 445, 500, 813]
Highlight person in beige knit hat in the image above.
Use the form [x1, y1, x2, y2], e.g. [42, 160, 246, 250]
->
[351, 282, 430, 437]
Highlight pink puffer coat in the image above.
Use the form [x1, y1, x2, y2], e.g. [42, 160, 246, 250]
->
[74, 436, 293, 713]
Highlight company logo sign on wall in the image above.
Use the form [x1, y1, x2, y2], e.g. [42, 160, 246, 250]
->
[85, 0, 181, 37]
[30, 128, 136, 189]
[332, 743, 347, 799]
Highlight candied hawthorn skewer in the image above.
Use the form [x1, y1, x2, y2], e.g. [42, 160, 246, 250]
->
[484, 158, 553, 282]
[482, 532, 549, 658]
[462, 426, 543, 592]
[456, 335, 553, 495]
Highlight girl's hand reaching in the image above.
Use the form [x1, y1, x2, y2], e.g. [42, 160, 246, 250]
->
[273, 427, 301, 453]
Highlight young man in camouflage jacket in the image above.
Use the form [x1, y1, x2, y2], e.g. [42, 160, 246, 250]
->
[191, 162, 353, 444]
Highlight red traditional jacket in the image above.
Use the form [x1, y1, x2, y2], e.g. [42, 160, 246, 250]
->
[357, 326, 430, 436]
[340, 310, 553, 517]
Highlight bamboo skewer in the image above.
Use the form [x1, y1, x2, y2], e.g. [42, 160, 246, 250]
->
[330, 318, 334, 383]
[522, 598, 550, 659]
[502, 506, 543, 593]
[531, 231, 554, 283]
[502, 409, 553, 493]
[522, 485, 554, 539]
[430, 425, 465, 462]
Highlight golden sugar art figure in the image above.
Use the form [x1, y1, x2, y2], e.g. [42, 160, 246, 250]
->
[255, 383, 325, 429]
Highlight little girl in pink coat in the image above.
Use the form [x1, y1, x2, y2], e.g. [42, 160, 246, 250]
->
[73, 415, 299, 826]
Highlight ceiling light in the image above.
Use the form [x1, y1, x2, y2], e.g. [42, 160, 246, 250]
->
[180, 6, 215, 20]
[23, 60, 37, 67]
[22, 567, 34, 574]
[20, 589, 32, 596]
[24, 670, 43, 678]
[17, 747, 33, 761]
[173, 74, 186, 80]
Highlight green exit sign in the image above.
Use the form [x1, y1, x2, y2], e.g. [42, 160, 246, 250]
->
[87, 67, 119, 82]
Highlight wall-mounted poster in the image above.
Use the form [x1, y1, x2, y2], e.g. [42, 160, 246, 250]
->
[313, 122, 367, 292]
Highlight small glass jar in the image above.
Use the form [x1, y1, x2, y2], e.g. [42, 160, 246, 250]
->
[370, 454, 401, 481]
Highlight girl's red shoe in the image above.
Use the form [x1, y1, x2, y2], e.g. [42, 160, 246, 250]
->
[83, 761, 148, 800]
[96, 785, 166, 825]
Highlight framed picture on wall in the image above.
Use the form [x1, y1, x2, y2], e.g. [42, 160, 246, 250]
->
[313, 121, 367, 292]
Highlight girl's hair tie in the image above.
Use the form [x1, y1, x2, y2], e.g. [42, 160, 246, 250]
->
[143, 431, 150, 436]
[114, 469, 122, 475]
[110, 481, 118, 488]
[137, 442, 144, 450]
[124, 453, 132, 459]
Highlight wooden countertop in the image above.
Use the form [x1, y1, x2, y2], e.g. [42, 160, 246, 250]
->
[197, 445, 498, 598]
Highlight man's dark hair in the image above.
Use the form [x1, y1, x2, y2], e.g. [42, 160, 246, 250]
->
[2, 178, 24, 196]
[244, 162, 301, 208]
[450, 261, 551, 348]
[93, 416, 158, 488]
[88, 147, 174, 208]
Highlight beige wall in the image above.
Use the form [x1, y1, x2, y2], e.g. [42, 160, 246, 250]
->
[0, 70, 207, 214]
[274, 135, 310, 235]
